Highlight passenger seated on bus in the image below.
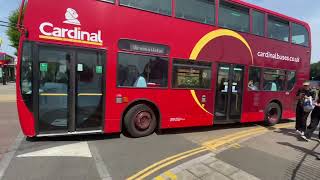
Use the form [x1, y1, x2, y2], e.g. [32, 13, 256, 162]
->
[134, 75, 147, 88]
[248, 80, 258, 90]
[270, 82, 277, 91]
[122, 65, 139, 87]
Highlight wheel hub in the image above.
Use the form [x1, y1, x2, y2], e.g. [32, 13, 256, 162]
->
[267, 108, 278, 123]
[134, 111, 152, 130]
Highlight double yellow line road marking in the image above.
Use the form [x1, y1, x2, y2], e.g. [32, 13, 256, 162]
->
[127, 123, 294, 180]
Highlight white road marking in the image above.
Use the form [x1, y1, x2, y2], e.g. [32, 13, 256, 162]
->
[0, 131, 24, 180]
[17, 142, 92, 158]
[89, 143, 113, 180]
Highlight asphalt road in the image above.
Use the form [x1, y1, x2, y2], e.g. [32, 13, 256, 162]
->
[1, 83, 320, 180]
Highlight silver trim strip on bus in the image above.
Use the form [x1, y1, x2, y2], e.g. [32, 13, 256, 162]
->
[37, 130, 104, 137]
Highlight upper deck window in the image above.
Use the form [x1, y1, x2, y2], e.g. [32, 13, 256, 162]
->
[219, 1, 249, 32]
[175, 0, 215, 25]
[292, 23, 309, 47]
[252, 10, 265, 36]
[120, 0, 172, 16]
[268, 16, 289, 42]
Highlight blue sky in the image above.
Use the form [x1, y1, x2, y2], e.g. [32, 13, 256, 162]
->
[0, 0, 319, 62]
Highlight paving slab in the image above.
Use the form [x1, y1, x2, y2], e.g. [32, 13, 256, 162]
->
[208, 160, 239, 176]
[230, 170, 260, 180]
[175, 170, 199, 180]
[187, 163, 212, 178]
[201, 171, 230, 180]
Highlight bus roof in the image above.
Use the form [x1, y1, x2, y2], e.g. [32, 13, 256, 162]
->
[0, 52, 14, 59]
[231, 0, 310, 30]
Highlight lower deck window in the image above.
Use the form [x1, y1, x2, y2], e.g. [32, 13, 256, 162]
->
[248, 67, 261, 91]
[263, 69, 286, 91]
[287, 71, 296, 91]
[117, 53, 168, 88]
[172, 60, 212, 89]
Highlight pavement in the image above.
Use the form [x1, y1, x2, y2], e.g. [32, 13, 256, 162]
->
[0, 83, 320, 180]
[0, 83, 19, 161]
[154, 127, 320, 180]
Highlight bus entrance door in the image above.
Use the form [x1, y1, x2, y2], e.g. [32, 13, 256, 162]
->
[214, 64, 244, 123]
[36, 46, 105, 135]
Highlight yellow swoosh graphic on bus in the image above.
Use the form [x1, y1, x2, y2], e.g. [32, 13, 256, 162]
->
[189, 29, 253, 116]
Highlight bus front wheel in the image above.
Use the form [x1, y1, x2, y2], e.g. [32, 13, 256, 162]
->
[264, 102, 281, 126]
[124, 104, 157, 138]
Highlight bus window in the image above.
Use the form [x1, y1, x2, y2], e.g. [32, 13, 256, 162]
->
[219, 0, 249, 32]
[21, 42, 33, 111]
[117, 53, 168, 88]
[268, 16, 289, 42]
[252, 10, 265, 36]
[292, 23, 309, 46]
[248, 67, 261, 91]
[287, 71, 296, 91]
[120, 0, 172, 16]
[172, 60, 212, 89]
[175, 0, 215, 25]
[263, 69, 286, 91]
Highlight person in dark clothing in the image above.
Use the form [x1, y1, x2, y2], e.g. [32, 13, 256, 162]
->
[302, 97, 320, 141]
[296, 81, 313, 135]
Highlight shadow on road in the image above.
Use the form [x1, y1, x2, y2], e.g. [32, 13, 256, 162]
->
[275, 126, 320, 142]
[26, 119, 295, 141]
[158, 119, 295, 135]
[26, 133, 121, 142]
[277, 142, 320, 180]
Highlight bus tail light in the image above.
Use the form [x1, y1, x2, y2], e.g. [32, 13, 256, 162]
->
[116, 94, 123, 104]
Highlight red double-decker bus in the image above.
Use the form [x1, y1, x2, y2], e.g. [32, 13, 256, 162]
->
[16, 0, 311, 137]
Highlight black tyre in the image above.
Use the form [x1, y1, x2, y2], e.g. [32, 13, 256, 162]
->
[124, 104, 157, 138]
[26, 136, 38, 142]
[264, 102, 282, 126]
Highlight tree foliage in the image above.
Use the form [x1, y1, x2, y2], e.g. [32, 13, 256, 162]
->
[6, 7, 23, 54]
[310, 62, 320, 80]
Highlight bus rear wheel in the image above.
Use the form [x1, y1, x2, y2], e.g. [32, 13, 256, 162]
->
[264, 102, 281, 126]
[124, 104, 157, 138]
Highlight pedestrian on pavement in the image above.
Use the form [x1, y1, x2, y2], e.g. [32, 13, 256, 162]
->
[302, 97, 320, 141]
[296, 81, 313, 136]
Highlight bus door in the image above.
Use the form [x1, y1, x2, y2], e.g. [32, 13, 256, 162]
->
[214, 64, 244, 122]
[36, 46, 105, 135]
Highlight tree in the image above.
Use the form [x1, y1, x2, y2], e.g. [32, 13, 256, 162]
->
[310, 62, 320, 80]
[6, 7, 23, 55]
